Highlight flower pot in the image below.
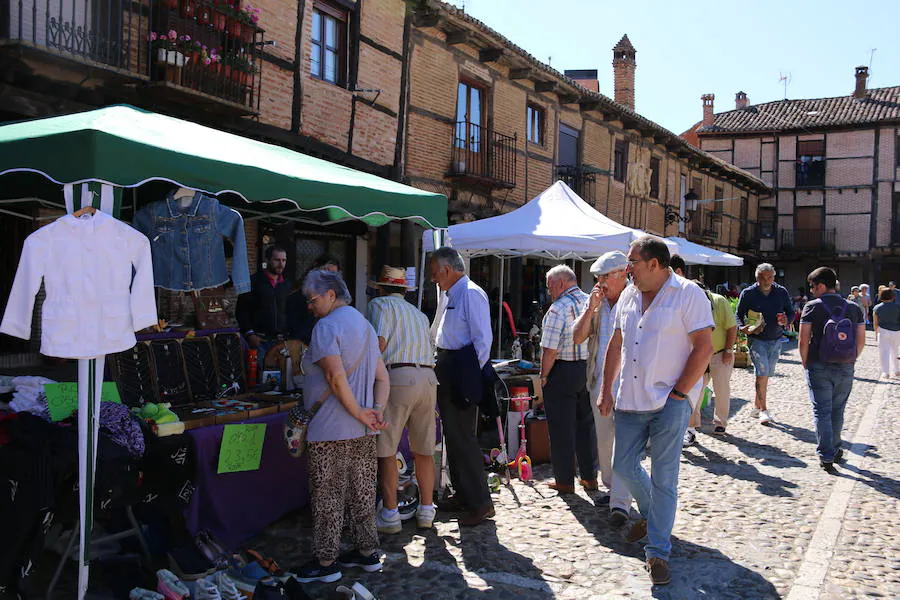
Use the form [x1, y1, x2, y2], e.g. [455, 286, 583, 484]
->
[179, 0, 196, 19]
[230, 68, 242, 84]
[239, 24, 254, 44]
[163, 0, 178, 10]
[196, 3, 211, 25]
[226, 18, 241, 38]
[222, 64, 232, 80]
[212, 11, 226, 31]
[240, 70, 249, 86]
[157, 48, 188, 67]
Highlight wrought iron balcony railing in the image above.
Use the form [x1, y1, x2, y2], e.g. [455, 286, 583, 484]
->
[450, 121, 516, 188]
[780, 228, 837, 252]
[2, 0, 262, 112]
[557, 164, 596, 205]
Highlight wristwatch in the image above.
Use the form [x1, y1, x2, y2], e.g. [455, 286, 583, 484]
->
[670, 388, 687, 399]
[724, 349, 735, 354]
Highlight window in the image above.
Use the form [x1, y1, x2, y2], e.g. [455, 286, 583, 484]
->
[759, 207, 776, 239]
[455, 80, 484, 152]
[311, 1, 348, 85]
[649, 157, 660, 198]
[895, 135, 900, 168]
[713, 186, 724, 217]
[526, 104, 544, 145]
[614, 140, 628, 183]
[894, 192, 900, 243]
[796, 139, 825, 187]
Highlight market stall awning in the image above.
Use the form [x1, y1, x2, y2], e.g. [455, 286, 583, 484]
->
[0, 105, 447, 228]
[664, 236, 744, 266]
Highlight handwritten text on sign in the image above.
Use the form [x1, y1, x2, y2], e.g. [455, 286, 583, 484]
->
[44, 382, 122, 422]
[217, 423, 266, 474]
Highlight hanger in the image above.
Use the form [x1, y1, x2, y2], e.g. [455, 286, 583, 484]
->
[72, 205, 97, 218]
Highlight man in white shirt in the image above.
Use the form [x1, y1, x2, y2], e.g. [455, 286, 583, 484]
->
[429, 247, 494, 527]
[600, 236, 714, 586]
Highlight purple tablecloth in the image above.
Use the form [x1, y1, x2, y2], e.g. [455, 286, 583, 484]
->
[183, 411, 308, 550]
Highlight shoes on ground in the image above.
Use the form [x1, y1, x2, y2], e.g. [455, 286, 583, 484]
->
[834, 448, 845, 463]
[820, 460, 837, 474]
[682, 429, 697, 448]
[416, 504, 436, 529]
[646, 557, 670, 585]
[338, 549, 383, 573]
[626, 519, 648, 543]
[595, 493, 611, 506]
[435, 495, 467, 513]
[335, 581, 377, 600]
[167, 540, 217, 580]
[579, 479, 598, 491]
[712, 425, 726, 435]
[207, 571, 241, 600]
[193, 577, 222, 600]
[376, 509, 402, 534]
[226, 561, 273, 594]
[548, 482, 575, 494]
[750, 407, 760, 418]
[130, 589, 164, 600]
[609, 508, 629, 527]
[758, 410, 772, 425]
[459, 504, 495, 527]
[156, 569, 190, 600]
[293, 558, 342, 583]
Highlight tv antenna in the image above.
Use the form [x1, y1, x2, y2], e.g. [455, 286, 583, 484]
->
[778, 72, 792, 100]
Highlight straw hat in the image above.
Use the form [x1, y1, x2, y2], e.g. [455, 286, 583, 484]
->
[370, 265, 413, 290]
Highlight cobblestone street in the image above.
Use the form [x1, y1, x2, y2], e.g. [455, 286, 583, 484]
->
[258, 332, 900, 599]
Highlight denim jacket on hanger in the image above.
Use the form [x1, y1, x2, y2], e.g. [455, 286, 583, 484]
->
[132, 191, 251, 294]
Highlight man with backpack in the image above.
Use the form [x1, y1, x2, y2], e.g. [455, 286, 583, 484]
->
[798, 267, 866, 473]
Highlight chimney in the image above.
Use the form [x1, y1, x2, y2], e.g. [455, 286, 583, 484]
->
[612, 34, 636, 110]
[854, 66, 869, 99]
[735, 91, 748, 110]
[565, 69, 599, 93]
[701, 94, 715, 127]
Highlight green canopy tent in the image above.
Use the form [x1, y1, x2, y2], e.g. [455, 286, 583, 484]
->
[0, 104, 447, 599]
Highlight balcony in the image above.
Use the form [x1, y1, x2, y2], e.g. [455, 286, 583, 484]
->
[2, 0, 263, 114]
[737, 222, 758, 251]
[450, 121, 517, 189]
[688, 210, 720, 241]
[780, 228, 836, 254]
[557, 164, 596, 205]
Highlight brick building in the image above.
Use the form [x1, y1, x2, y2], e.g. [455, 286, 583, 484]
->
[689, 67, 900, 290]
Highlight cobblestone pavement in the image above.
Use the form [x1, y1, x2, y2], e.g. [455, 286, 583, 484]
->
[256, 333, 900, 599]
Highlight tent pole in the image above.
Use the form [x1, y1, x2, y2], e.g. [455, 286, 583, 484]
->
[417, 235, 426, 309]
[496, 256, 504, 357]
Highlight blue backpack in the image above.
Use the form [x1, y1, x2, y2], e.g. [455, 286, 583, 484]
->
[819, 300, 857, 363]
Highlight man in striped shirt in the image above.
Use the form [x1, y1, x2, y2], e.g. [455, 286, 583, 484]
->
[540, 265, 596, 494]
[366, 266, 438, 533]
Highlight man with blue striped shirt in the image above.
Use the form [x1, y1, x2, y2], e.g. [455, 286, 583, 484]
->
[367, 266, 438, 533]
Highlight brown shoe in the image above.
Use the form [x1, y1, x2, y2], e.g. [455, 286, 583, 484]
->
[458, 504, 495, 527]
[646, 557, 670, 585]
[626, 518, 648, 543]
[436, 495, 467, 513]
[548, 482, 576, 494]
[579, 479, 598, 491]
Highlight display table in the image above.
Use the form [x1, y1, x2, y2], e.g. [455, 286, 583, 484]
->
[183, 411, 308, 550]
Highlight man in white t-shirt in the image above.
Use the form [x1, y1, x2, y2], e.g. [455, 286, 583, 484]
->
[600, 236, 713, 586]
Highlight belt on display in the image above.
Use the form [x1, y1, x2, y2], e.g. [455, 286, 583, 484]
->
[387, 363, 434, 370]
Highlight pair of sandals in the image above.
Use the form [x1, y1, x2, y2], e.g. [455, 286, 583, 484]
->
[334, 582, 377, 600]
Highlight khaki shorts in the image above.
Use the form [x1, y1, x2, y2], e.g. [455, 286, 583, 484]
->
[376, 366, 438, 458]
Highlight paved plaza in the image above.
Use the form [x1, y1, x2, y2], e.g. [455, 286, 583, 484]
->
[258, 332, 900, 599]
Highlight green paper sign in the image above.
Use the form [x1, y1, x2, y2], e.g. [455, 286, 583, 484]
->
[44, 382, 122, 422]
[217, 424, 266, 474]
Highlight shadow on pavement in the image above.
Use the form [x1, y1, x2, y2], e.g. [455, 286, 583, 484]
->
[833, 461, 900, 499]
[682, 443, 800, 497]
[763, 421, 818, 446]
[716, 428, 811, 467]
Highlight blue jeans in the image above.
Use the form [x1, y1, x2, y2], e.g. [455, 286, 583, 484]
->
[806, 363, 855, 463]
[749, 338, 783, 377]
[613, 397, 692, 561]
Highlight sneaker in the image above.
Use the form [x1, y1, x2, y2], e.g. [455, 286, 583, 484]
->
[226, 561, 271, 594]
[167, 540, 217, 580]
[209, 572, 241, 600]
[609, 507, 629, 527]
[682, 429, 696, 448]
[759, 410, 772, 425]
[193, 577, 222, 600]
[416, 504, 436, 529]
[646, 557, 670, 585]
[253, 578, 288, 600]
[376, 509, 402, 534]
[750, 407, 760, 418]
[834, 448, 845, 463]
[595, 494, 611, 507]
[820, 460, 837, 474]
[130, 589, 164, 600]
[337, 549, 382, 573]
[156, 569, 190, 600]
[293, 559, 342, 583]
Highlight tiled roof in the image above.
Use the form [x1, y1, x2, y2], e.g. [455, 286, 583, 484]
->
[424, 1, 769, 193]
[699, 87, 900, 135]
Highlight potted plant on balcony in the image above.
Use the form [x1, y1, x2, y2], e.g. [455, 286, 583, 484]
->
[151, 31, 191, 84]
[210, 0, 229, 31]
[226, 51, 254, 87]
[196, 1, 211, 25]
[236, 3, 260, 43]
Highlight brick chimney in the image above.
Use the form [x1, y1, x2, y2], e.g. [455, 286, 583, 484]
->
[612, 34, 636, 110]
[565, 69, 599, 93]
[701, 94, 715, 127]
[854, 66, 869, 99]
[735, 91, 748, 110]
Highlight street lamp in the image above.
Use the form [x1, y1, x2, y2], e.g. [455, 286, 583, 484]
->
[664, 190, 698, 226]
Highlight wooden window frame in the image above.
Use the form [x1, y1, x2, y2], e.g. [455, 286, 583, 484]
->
[526, 104, 544, 146]
[311, 0, 349, 87]
[614, 140, 628, 183]
[759, 207, 776, 239]
[649, 157, 660, 198]
[796, 138, 826, 188]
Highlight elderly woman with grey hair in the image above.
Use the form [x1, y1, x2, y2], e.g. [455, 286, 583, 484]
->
[294, 269, 391, 583]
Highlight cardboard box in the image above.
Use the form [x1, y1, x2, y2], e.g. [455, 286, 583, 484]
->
[525, 417, 551, 465]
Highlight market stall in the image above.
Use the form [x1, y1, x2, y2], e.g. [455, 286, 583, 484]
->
[0, 105, 447, 599]
[663, 236, 744, 266]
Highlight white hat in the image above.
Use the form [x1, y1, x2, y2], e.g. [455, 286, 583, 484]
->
[590, 251, 628, 276]
[369, 265, 414, 289]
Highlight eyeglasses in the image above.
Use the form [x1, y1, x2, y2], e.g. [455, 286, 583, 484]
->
[306, 295, 321, 305]
[626, 258, 646, 268]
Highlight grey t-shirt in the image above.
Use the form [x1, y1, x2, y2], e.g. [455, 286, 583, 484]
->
[302, 305, 380, 442]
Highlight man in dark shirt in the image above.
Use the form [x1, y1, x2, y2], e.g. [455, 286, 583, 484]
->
[236, 246, 291, 348]
[736, 263, 794, 426]
[799, 267, 865, 472]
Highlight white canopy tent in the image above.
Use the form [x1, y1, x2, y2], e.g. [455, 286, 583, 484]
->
[664, 236, 744, 266]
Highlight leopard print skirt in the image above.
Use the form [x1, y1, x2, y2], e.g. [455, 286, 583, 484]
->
[307, 435, 378, 562]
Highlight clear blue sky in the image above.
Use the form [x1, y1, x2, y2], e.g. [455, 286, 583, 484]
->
[446, 0, 900, 134]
